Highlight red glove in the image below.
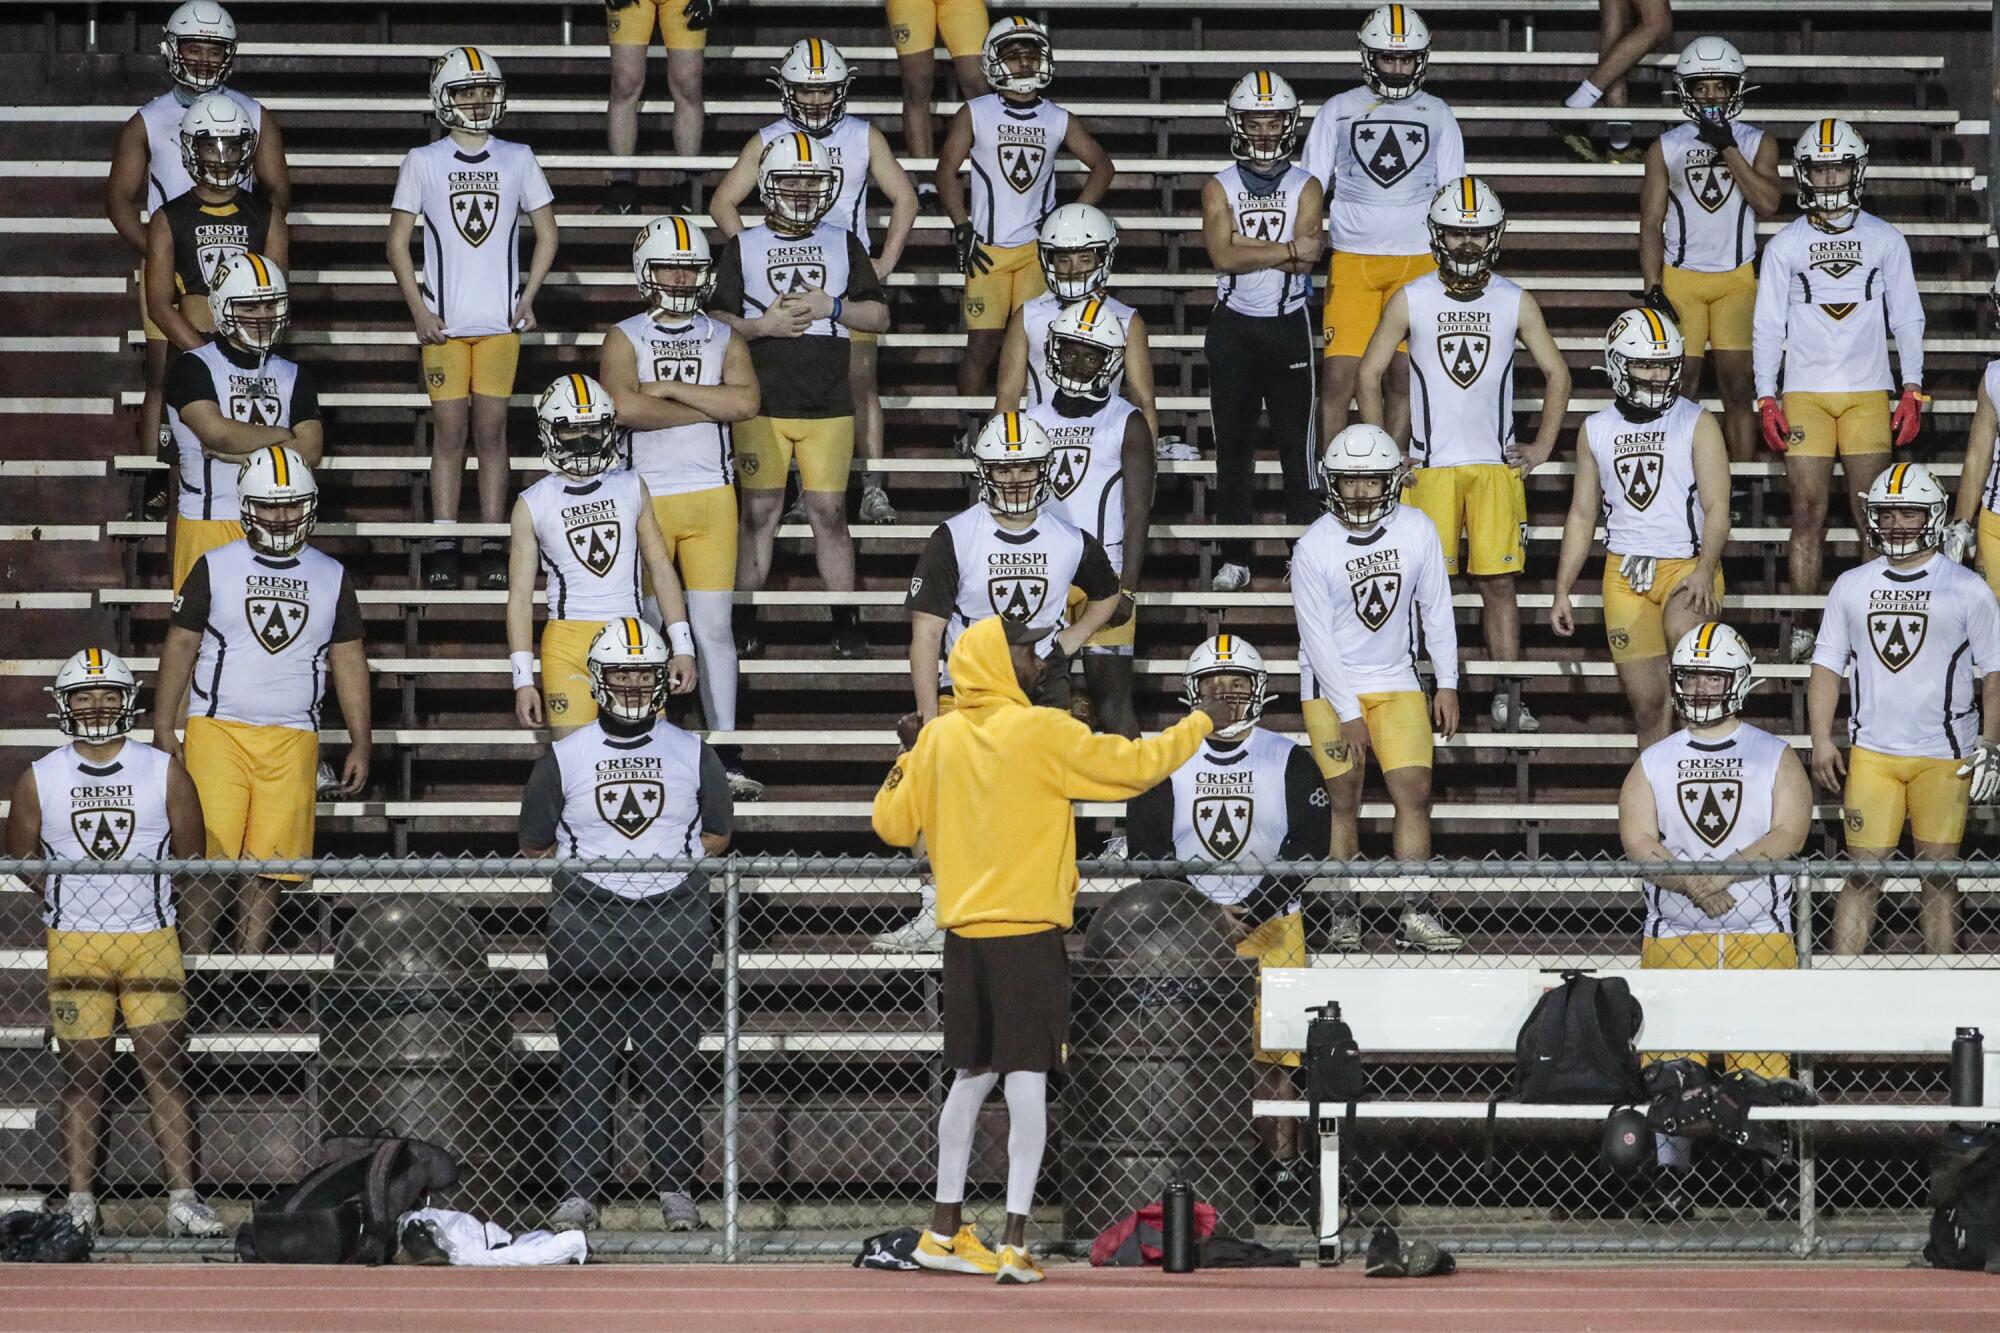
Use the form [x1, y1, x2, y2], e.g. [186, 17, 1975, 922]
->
[1758, 397, 1792, 453]
[1891, 387, 1928, 448]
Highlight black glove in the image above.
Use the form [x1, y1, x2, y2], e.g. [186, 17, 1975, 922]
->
[1694, 118, 1736, 153]
[681, 0, 713, 30]
[953, 221, 994, 277]
[1641, 283, 1680, 325]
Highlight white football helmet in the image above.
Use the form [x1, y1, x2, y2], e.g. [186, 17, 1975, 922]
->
[1182, 633, 1270, 729]
[776, 37, 852, 135]
[1862, 461, 1947, 558]
[1669, 622, 1754, 727]
[1794, 118, 1868, 228]
[48, 648, 141, 743]
[161, 1, 236, 95]
[632, 215, 715, 317]
[179, 91, 256, 191]
[207, 251, 288, 354]
[1225, 70, 1301, 169]
[981, 15, 1054, 96]
[972, 412, 1054, 517]
[1045, 298, 1126, 401]
[1426, 176, 1506, 293]
[1038, 203, 1118, 302]
[1319, 424, 1407, 529]
[431, 46, 506, 133]
[1604, 307, 1686, 417]
[1674, 37, 1752, 126]
[587, 617, 671, 724]
[757, 130, 839, 231]
[237, 445, 318, 556]
[1358, 4, 1431, 102]
[536, 373, 621, 479]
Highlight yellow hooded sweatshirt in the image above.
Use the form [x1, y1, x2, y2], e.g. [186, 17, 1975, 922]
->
[871, 615, 1214, 937]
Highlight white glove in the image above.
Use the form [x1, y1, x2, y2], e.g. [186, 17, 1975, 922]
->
[1154, 433, 1201, 462]
[1957, 740, 2000, 803]
[1941, 519, 1975, 565]
[1619, 552, 1658, 594]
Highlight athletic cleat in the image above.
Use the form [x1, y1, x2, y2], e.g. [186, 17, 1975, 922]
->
[1154, 434, 1200, 462]
[399, 1217, 452, 1264]
[871, 913, 945, 953]
[1556, 128, 1604, 163]
[1098, 834, 1128, 861]
[916, 182, 943, 216]
[424, 547, 461, 590]
[1636, 1176, 1695, 1222]
[479, 548, 509, 591]
[831, 624, 870, 660]
[67, 1195, 98, 1241]
[1396, 908, 1464, 954]
[599, 180, 638, 216]
[1489, 693, 1540, 733]
[913, 1225, 1000, 1275]
[994, 1244, 1044, 1284]
[167, 1197, 225, 1238]
[1789, 627, 1817, 665]
[859, 483, 898, 523]
[1326, 913, 1363, 953]
[1212, 562, 1251, 592]
[548, 1196, 601, 1232]
[316, 760, 342, 798]
[661, 1191, 706, 1231]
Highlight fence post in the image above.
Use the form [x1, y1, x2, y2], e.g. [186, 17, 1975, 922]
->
[1793, 867, 1817, 1255]
[722, 858, 742, 1262]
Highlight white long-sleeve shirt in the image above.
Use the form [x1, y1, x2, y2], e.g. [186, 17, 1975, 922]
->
[1752, 211, 1923, 400]
[1302, 86, 1465, 257]
[1290, 505, 1459, 721]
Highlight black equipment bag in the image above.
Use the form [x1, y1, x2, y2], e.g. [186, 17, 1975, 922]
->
[1926, 1130, 2000, 1273]
[1512, 970, 1647, 1103]
[240, 1136, 458, 1265]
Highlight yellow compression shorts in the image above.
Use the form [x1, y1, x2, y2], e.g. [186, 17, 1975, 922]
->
[1301, 690, 1433, 781]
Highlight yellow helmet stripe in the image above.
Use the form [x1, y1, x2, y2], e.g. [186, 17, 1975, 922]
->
[1389, 5, 1406, 38]
[1216, 633, 1232, 658]
[807, 37, 824, 70]
[245, 252, 270, 287]
[1003, 412, 1022, 444]
[793, 131, 813, 162]
[623, 617, 643, 650]
[670, 215, 690, 250]
[86, 648, 103, 671]
[569, 373, 592, 409]
[1461, 176, 1476, 213]
[1640, 307, 1666, 345]
[1695, 622, 1717, 654]
[1080, 296, 1102, 327]
[1255, 70, 1271, 98]
[463, 46, 483, 73]
[1819, 118, 1835, 151]
[269, 445, 289, 488]
[1886, 462, 1908, 495]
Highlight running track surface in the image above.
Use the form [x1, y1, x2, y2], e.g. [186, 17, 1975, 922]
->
[6, 1261, 2000, 1332]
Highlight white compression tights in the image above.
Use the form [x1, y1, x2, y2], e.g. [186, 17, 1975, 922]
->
[685, 589, 738, 731]
[934, 1069, 999, 1206]
[1003, 1071, 1049, 1217]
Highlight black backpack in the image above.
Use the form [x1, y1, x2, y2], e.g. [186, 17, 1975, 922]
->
[1512, 971, 1647, 1103]
[1926, 1130, 2000, 1273]
[237, 1137, 459, 1265]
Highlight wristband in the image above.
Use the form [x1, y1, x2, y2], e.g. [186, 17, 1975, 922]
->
[666, 621, 697, 658]
[510, 651, 535, 691]
[830, 295, 844, 326]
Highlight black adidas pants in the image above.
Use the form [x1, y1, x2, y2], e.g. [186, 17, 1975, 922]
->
[1204, 303, 1321, 564]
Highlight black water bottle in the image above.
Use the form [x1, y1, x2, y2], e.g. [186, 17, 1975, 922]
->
[1952, 1027, 1985, 1108]
[1161, 1178, 1196, 1273]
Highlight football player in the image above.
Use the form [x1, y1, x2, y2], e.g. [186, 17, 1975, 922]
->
[1946, 273, 2000, 595]
[710, 38, 919, 523]
[1754, 119, 1926, 662]
[602, 0, 711, 215]
[1552, 310, 1730, 747]
[145, 92, 285, 355]
[388, 47, 560, 591]
[1808, 463, 2000, 956]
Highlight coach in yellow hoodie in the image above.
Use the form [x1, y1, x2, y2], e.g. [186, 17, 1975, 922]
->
[873, 614, 1236, 1284]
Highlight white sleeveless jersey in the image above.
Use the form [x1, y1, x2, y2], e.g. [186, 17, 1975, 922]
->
[391, 136, 555, 338]
[551, 721, 705, 899]
[1980, 360, 2000, 515]
[1812, 552, 2000, 759]
[170, 342, 305, 521]
[613, 311, 735, 495]
[1212, 163, 1314, 318]
[735, 222, 855, 340]
[523, 468, 647, 622]
[32, 740, 176, 933]
[1638, 721, 1795, 937]
[1165, 728, 1302, 906]
[758, 115, 875, 250]
[1582, 396, 1708, 559]
[935, 504, 1090, 686]
[1752, 211, 1924, 399]
[186, 541, 352, 732]
[1291, 505, 1459, 700]
[1658, 121, 1768, 273]
[139, 87, 264, 212]
[1019, 289, 1135, 407]
[1029, 395, 1138, 575]
[1302, 86, 1466, 256]
[1404, 271, 1522, 470]
[966, 94, 1070, 247]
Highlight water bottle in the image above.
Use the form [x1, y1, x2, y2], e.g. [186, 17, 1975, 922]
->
[1951, 1027, 1984, 1108]
[1161, 1178, 1196, 1273]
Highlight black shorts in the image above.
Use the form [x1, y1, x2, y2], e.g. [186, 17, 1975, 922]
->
[942, 927, 1069, 1075]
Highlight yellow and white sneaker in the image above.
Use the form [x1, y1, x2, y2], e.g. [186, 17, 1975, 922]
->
[913, 1225, 1000, 1275]
[995, 1245, 1044, 1284]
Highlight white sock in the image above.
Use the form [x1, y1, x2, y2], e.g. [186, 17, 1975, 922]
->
[1002, 1071, 1049, 1217]
[1565, 79, 1604, 110]
[1656, 1132, 1693, 1171]
[68, 1190, 95, 1210]
[432, 516, 458, 552]
[686, 590, 738, 732]
[935, 1069, 999, 1207]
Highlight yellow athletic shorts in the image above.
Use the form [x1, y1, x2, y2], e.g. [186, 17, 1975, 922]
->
[422, 333, 521, 403]
[1322, 250, 1434, 359]
[47, 927, 188, 1042]
[1402, 464, 1526, 577]
[1602, 556, 1723, 663]
[650, 485, 738, 593]
[1662, 261, 1756, 354]
[540, 618, 608, 728]
[1842, 746, 1970, 850]
[887, 0, 991, 59]
[1640, 931, 1795, 1078]
[1301, 690, 1433, 780]
[964, 240, 1044, 331]
[1782, 390, 1890, 461]
[1237, 911, 1307, 1068]
[182, 715, 318, 881]
[606, 0, 707, 50]
[1980, 509, 2000, 601]
[735, 414, 855, 493]
[172, 516, 245, 593]
[1064, 584, 1136, 650]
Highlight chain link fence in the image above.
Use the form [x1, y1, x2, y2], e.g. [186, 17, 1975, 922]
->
[0, 854, 1994, 1257]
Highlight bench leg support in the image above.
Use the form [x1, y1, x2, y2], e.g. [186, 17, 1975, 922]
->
[1317, 1121, 1343, 1266]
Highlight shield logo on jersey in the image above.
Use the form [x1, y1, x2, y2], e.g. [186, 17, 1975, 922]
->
[1614, 451, 1664, 512]
[651, 355, 702, 385]
[230, 391, 282, 426]
[1048, 444, 1091, 501]
[1194, 795, 1252, 860]
[1868, 611, 1927, 672]
[1000, 143, 1047, 194]
[451, 189, 500, 247]
[595, 777, 664, 840]
[988, 575, 1049, 621]
[1352, 120, 1431, 188]
[246, 593, 308, 655]
[1677, 777, 1741, 849]
[1238, 208, 1286, 242]
[197, 243, 240, 290]
[70, 806, 135, 861]
[1351, 570, 1402, 632]
[1437, 332, 1490, 390]
[567, 520, 622, 579]
[1685, 157, 1736, 214]
[767, 262, 827, 295]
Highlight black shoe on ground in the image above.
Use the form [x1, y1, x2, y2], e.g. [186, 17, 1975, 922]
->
[737, 624, 764, 660]
[599, 180, 637, 215]
[399, 1218, 451, 1265]
[424, 547, 461, 590]
[831, 623, 869, 660]
[1636, 1174, 1695, 1222]
[479, 547, 509, 590]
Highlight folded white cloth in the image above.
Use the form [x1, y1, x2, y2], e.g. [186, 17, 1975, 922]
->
[400, 1207, 589, 1266]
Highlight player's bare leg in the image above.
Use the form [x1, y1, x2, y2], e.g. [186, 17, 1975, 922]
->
[1383, 352, 1413, 447]
[59, 1036, 111, 1195]
[1616, 655, 1674, 749]
[1842, 453, 1891, 556]
[238, 874, 281, 955]
[665, 50, 704, 206]
[1710, 351, 1758, 463]
[1475, 573, 1521, 662]
[1383, 765, 1433, 861]
[1833, 862, 1884, 957]
[1319, 354, 1360, 448]
[959, 328, 1006, 399]
[899, 50, 941, 158]
[604, 44, 646, 210]
[131, 1019, 200, 1190]
[1916, 839, 1962, 956]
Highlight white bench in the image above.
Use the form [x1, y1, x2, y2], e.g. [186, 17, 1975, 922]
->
[1256, 967, 2000, 1262]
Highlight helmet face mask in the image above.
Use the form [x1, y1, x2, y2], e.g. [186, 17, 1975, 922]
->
[1357, 4, 1432, 101]
[1678, 75, 1744, 125]
[1329, 471, 1400, 528]
[782, 80, 848, 134]
[1610, 352, 1682, 413]
[979, 459, 1049, 517]
[1862, 463, 1947, 559]
[1048, 332, 1118, 400]
[1794, 120, 1868, 230]
[1669, 622, 1754, 728]
[983, 26, 1054, 96]
[222, 292, 288, 352]
[641, 260, 714, 317]
[1037, 204, 1118, 301]
[1429, 222, 1501, 290]
[186, 127, 254, 189]
[1227, 108, 1299, 169]
[586, 619, 672, 725]
[245, 498, 314, 554]
[238, 446, 318, 556]
[431, 48, 507, 133]
[537, 375, 622, 479]
[1181, 634, 1271, 730]
[1671, 666, 1738, 726]
[162, 3, 237, 94]
[1318, 423, 1406, 528]
[48, 649, 142, 744]
[760, 167, 838, 231]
